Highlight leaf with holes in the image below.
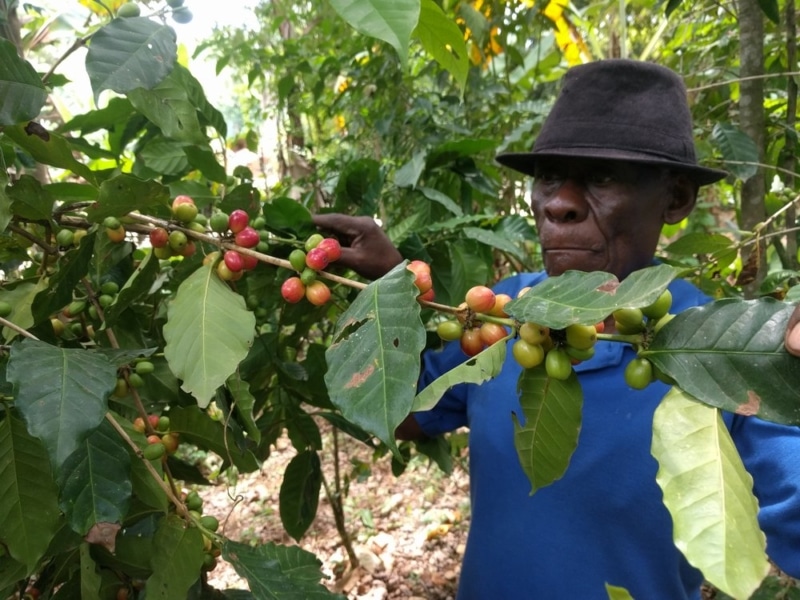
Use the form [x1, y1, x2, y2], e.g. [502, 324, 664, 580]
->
[644, 298, 800, 425]
[325, 263, 426, 456]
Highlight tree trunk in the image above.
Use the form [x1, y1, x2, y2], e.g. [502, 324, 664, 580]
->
[737, 0, 767, 297]
[782, 0, 798, 271]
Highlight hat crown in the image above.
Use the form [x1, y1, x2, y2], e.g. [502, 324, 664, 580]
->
[495, 59, 727, 185]
[534, 59, 696, 163]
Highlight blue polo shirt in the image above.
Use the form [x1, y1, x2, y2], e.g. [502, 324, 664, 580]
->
[415, 273, 800, 599]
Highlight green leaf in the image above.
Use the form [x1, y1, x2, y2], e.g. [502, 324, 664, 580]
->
[80, 542, 103, 600]
[418, 186, 463, 216]
[0, 151, 9, 233]
[7, 174, 53, 220]
[3, 123, 97, 184]
[757, 0, 780, 23]
[394, 151, 427, 188]
[0, 38, 48, 126]
[103, 250, 160, 328]
[0, 280, 48, 342]
[145, 515, 204, 599]
[605, 583, 635, 600]
[325, 263, 426, 455]
[7, 339, 117, 468]
[263, 196, 314, 236]
[413, 336, 507, 411]
[644, 298, 800, 425]
[163, 264, 256, 407]
[663, 232, 735, 256]
[168, 406, 259, 472]
[279, 450, 322, 541]
[184, 144, 227, 183]
[414, 0, 469, 94]
[651, 388, 769, 598]
[0, 414, 62, 573]
[711, 122, 758, 181]
[0, 554, 28, 593]
[226, 373, 261, 444]
[512, 365, 582, 495]
[85, 17, 177, 102]
[127, 66, 206, 144]
[86, 174, 170, 223]
[463, 226, 526, 261]
[329, 0, 420, 67]
[139, 138, 191, 175]
[428, 239, 492, 308]
[506, 264, 681, 328]
[56, 420, 132, 536]
[223, 540, 342, 599]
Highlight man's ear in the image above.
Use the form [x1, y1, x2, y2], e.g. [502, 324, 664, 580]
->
[663, 173, 699, 224]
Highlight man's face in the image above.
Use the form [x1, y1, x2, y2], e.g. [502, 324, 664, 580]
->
[530, 158, 675, 280]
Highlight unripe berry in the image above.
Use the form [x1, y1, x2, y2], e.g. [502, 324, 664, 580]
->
[305, 280, 331, 306]
[209, 212, 230, 233]
[171, 195, 198, 222]
[304, 233, 324, 251]
[512, 339, 545, 369]
[289, 249, 307, 272]
[479, 322, 508, 346]
[168, 230, 188, 252]
[437, 320, 463, 342]
[519, 322, 549, 345]
[625, 357, 654, 390]
[106, 226, 126, 243]
[565, 324, 597, 351]
[545, 348, 572, 380]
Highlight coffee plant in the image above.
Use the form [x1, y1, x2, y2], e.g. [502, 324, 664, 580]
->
[1, 1, 799, 599]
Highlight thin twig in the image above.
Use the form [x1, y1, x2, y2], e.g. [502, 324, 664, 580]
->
[687, 71, 800, 93]
[0, 317, 39, 340]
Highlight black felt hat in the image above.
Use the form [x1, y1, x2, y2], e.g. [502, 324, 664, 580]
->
[495, 59, 728, 186]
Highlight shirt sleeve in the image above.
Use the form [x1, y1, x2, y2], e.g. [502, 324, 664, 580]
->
[730, 414, 800, 577]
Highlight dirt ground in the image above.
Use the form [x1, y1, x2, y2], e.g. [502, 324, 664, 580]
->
[203, 431, 470, 599]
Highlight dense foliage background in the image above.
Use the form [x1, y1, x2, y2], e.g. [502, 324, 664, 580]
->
[1, 0, 798, 598]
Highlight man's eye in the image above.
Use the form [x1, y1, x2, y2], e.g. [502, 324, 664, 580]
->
[587, 173, 615, 185]
[536, 172, 562, 184]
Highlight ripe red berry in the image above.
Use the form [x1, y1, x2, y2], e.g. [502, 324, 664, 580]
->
[147, 414, 160, 429]
[180, 241, 196, 258]
[305, 247, 330, 271]
[234, 226, 260, 248]
[149, 227, 169, 248]
[281, 277, 306, 303]
[305, 280, 331, 306]
[460, 328, 485, 357]
[417, 288, 435, 302]
[224, 251, 245, 272]
[241, 253, 259, 270]
[316, 237, 342, 262]
[479, 322, 507, 346]
[228, 209, 250, 234]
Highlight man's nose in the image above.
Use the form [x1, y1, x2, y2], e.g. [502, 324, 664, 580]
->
[542, 179, 589, 223]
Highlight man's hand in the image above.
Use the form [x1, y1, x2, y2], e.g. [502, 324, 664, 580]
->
[312, 214, 404, 280]
[786, 304, 800, 357]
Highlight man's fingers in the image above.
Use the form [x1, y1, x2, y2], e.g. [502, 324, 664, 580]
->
[786, 305, 800, 357]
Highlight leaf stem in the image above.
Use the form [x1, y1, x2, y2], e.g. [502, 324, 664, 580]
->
[596, 332, 644, 345]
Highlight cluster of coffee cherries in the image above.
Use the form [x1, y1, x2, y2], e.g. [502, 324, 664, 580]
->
[407, 260, 435, 302]
[148, 195, 204, 259]
[133, 412, 180, 461]
[183, 489, 222, 571]
[436, 283, 675, 387]
[280, 233, 343, 306]
[436, 285, 513, 357]
[52, 280, 121, 340]
[209, 208, 264, 281]
[613, 289, 674, 390]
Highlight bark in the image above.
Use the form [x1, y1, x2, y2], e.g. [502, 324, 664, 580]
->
[782, 0, 798, 271]
[737, 0, 767, 297]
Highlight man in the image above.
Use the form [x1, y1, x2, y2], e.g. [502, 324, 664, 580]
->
[314, 60, 800, 598]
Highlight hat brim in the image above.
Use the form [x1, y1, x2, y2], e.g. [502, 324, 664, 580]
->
[495, 148, 728, 187]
